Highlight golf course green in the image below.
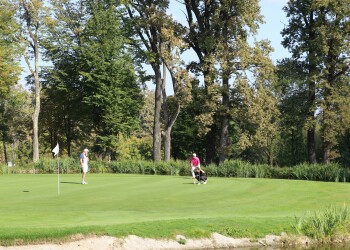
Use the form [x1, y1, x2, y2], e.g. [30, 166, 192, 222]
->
[1, 173, 350, 243]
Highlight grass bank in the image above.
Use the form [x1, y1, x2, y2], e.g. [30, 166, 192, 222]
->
[0, 174, 350, 245]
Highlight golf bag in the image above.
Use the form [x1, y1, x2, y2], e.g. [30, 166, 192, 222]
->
[195, 170, 207, 183]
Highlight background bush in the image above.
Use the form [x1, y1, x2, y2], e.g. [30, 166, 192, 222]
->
[2, 158, 350, 183]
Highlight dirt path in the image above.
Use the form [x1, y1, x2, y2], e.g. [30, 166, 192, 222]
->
[0, 233, 288, 250]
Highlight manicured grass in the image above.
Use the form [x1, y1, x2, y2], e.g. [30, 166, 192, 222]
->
[0, 174, 350, 244]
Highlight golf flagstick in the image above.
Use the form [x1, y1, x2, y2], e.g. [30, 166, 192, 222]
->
[52, 143, 60, 195]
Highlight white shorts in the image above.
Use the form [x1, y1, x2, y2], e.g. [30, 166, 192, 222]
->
[82, 164, 88, 173]
[191, 166, 198, 177]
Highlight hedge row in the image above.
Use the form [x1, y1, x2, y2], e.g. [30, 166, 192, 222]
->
[1, 159, 349, 182]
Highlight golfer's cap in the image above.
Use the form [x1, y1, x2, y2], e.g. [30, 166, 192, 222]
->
[193, 153, 196, 157]
[84, 148, 89, 152]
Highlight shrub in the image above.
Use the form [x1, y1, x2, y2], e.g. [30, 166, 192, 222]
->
[167, 160, 182, 176]
[252, 164, 270, 178]
[0, 164, 5, 175]
[204, 164, 218, 177]
[293, 163, 342, 182]
[292, 205, 350, 241]
[269, 167, 295, 179]
[178, 163, 190, 176]
[217, 160, 237, 177]
[141, 161, 156, 175]
[2, 157, 350, 185]
[110, 160, 142, 174]
[89, 160, 111, 173]
[155, 162, 170, 175]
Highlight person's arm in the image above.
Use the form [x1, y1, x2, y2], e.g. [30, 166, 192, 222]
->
[198, 162, 204, 172]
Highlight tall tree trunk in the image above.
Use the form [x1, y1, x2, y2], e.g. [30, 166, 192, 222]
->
[161, 63, 170, 161]
[219, 8, 230, 163]
[162, 63, 182, 162]
[163, 128, 171, 161]
[153, 68, 162, 162]
[163, 103, 181, 162]
[219, 78, 229, 163]
[306, 13, 317, 164]
[65, 117, 71, 157]
[307, 126, 316, 163]
[205, 124, 217, 164]
[322, 145, 330, 164]
[32, 43, 41, 162]
[21, 0, 42, 162]
[2, 135, 7, 163]
[307, 56, 317, 164]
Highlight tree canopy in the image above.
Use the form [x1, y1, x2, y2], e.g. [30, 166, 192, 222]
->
[1, 0, 350, 167]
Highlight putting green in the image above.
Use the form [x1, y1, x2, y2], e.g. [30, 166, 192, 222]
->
[0, 174, 350, 240]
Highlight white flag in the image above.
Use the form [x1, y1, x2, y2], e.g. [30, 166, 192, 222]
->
[52, 143, 59, 156]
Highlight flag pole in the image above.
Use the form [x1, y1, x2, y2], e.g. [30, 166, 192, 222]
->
[52, 143, 60, 195]
[57, 153, 60, 195]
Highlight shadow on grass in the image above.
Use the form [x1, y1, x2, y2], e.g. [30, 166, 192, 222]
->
[60, 181, 81, 185]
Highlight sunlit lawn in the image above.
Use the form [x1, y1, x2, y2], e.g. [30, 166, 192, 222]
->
[1, 173, 350, 244]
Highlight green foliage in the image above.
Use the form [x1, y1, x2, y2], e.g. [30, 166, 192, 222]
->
[293, 163, 342, 182]
[109, 160, 144, 174]
[178, 162, 190, 176]
[269, 166, 295, 180]
[0, 164, 4, 175]
[171, 86, 207, 160]
[281, 0, 350, 163]
[208, 160, 271, 178]
[41, 0, 143, 159]
[114, 134, 152, 161]
[4, 158, 350, 185]
[203, 163, 218, 177]
[293, 205, 350, 241]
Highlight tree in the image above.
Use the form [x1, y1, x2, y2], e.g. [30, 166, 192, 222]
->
[160, 25, 192, 161]
[0, 0, 22, 163]
[43, 0, 142, 158]
[124, 0, 172, 162]
[0, 85, 32, 164]
[42, 0, 91, 156]
[16, 0, 50, 162]
[276, 59, 309, 166]
[316, 0, 350, 163]
[231, 42, 280, 165]
[79, 0, 143, 159]
[282, 0, 350, 163]
[282, 0, 320, 164]
[171, 83, 206, 161]
[184, 0, 264, 163]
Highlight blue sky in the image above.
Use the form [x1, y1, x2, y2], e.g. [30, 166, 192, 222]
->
[257, 0, 290, 62]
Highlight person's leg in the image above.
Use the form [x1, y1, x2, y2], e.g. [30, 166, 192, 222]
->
[82, 166, 87, 184]
[203, 175, 207, 184]
[191, 168, 196, 184]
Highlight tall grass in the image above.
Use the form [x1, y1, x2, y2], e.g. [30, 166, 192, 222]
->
[294, 163, 342, 182]
[292, 205, 350, 241]
[3, 157, 350, 183]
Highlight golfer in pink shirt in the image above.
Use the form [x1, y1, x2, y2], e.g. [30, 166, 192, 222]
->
[190, 153, 202, 184]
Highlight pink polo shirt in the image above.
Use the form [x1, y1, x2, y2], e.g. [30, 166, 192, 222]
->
[190, 157, 200, 167]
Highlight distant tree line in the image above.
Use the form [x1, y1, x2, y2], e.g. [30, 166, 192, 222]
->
[0, 0, 349, 167]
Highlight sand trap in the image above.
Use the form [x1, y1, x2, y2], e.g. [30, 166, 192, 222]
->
[0, 233, 287, 250]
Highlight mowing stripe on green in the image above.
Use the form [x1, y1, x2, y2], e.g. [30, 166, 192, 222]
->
[1, 174, 350, 241]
